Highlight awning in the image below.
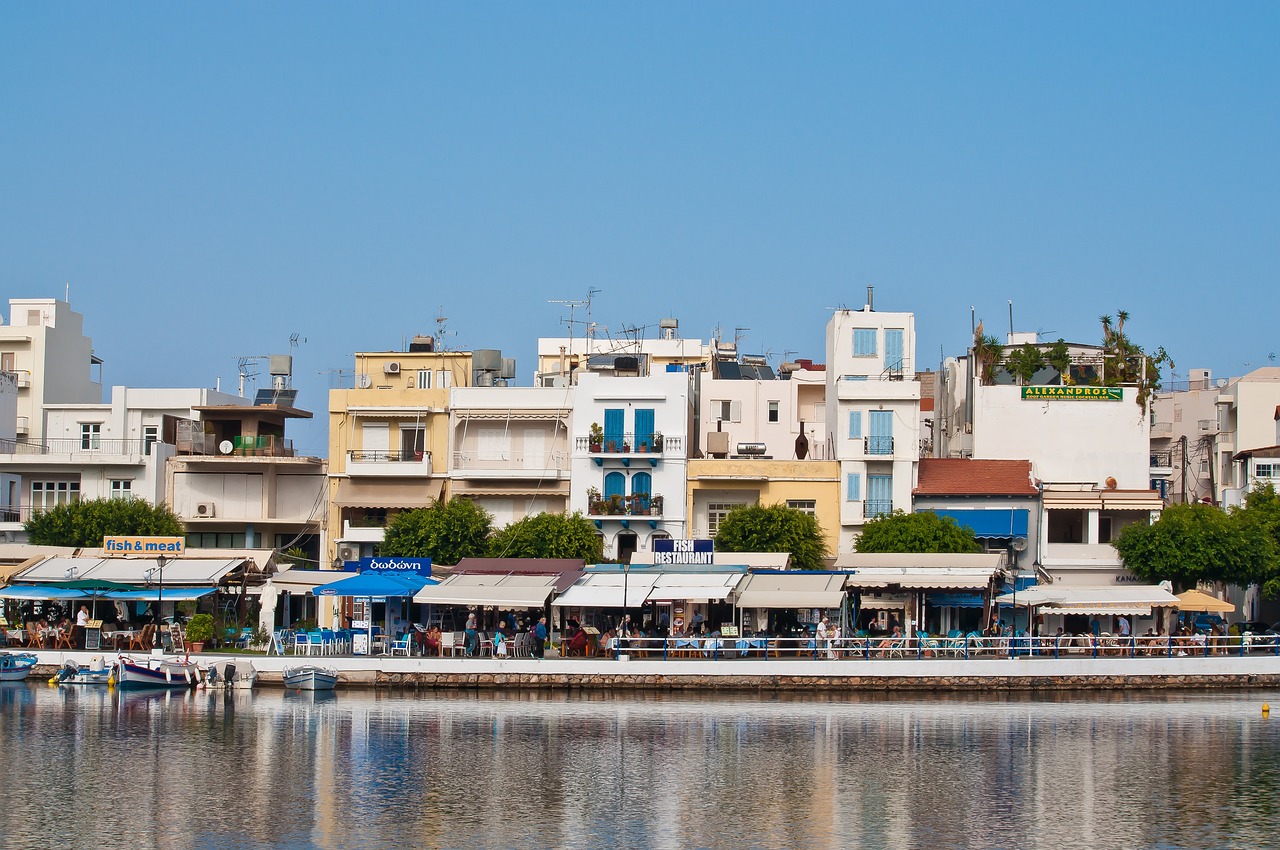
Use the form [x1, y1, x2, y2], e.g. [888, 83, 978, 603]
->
[314, 572, 436, 597]
[414, 574, 560, 608]
[927, 592, 986, 608]
[0, 585, 90, 600]
[106, 587, 218, 601]
[451, 558, 585, 592]
[646, 573, 744, 602]
[834, 553, 1006, 570]
[12, 557, 247, 587]
[265, 569, 355, 594]
[333, 479, 443, 509]
[629, 552, 791, 569]
[552, 573, 661, 609]
[924, 509, 1028, 539]
[733, 573, 848, 609]
[845, 567, 1000, 590]
[1175, 589, 1235, 613]
[995, 585, 1179, 615]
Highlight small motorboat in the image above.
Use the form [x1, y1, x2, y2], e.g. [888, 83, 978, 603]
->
[281, 664, 338, 691]
[114, 653, 202, 690]
[204, 659, 257, 690]
[0, 652, 38, 682]
[54, 657, 113, 686]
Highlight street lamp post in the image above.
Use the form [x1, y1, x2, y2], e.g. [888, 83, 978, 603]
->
[150, 554, 167, 650]
[620, 562, 629, 658]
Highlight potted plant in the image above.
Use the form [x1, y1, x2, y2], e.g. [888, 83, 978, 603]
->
[586, 485, 603, 515]
[650, 495, 663, 516]
[607, 494, 624, 515]
[622, 440, 631, 454]
[589, 422, 604, 452]
[630, 492, 649, 515]
[652, 432, 664, 452]
[185, 613, 214, 653]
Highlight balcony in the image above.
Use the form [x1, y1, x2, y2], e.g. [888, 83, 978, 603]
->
[451, 451, 568, 480]
[575, 433, 682, 466]
[178, 434, 296, 458]
[13, 370, 31, 388]
[1150, 422, 1172, 436]
[864, 436, 894, 457]
[0, 437, 148, 462]
[341, 519, 387, 543]
[835, 377, 920, 401]
[1150, 451, 1173, 476]
[865, 500, 894, 518]
[586, 491, 666, 527]
[345, 449, 433, 477]
[0, 504, 36, 526]
[15, 416, 28, 435]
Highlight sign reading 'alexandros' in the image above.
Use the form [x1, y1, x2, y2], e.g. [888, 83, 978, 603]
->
[1021, 386, 1122, 402]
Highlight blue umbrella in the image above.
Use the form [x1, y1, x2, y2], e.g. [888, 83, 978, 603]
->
[313, 572, 438, 654]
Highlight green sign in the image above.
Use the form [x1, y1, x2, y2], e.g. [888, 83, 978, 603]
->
[1021, 386, 1122, 401]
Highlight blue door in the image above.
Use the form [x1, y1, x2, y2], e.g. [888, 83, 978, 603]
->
[603, 408, 625, 451]
[884, 329, 904, 373]
[604, 471, 626, 506]
[868, 410, 893, 455]
[634, 408, 655, 451]
[867, 474, 893, 517]
[631, 471, 652, 511]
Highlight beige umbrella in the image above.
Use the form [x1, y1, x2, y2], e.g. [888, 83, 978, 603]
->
[1175, 589, 1235, 613]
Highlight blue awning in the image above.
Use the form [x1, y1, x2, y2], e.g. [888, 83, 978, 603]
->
[928, 509, 1028, 539]
[106, 587, 218, 601]
[314, 572, 438, 597]
[0, 585, 89, 600]
[927, 593, 986, 608]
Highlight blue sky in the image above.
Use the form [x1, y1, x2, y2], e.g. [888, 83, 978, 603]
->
[3, 3, 1277, 455]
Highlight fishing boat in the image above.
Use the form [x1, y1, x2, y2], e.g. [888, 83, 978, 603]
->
[281, 664, 338, 691]
[204, 659, 257, 690]
[54, 657, 114, 686]
[0, 652, 38, 682]
[114, 653, 202, 690]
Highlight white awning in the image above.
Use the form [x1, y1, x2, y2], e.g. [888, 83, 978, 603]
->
[264, 569, 354, 594]
[646, 573, 745, 602]
[414, 574, 559, 608]
[834, 553, 1006, 570]
[844, 567, 1000, 590]
[733, 573, 848, 609]
[551, 573, 661, 609]
[13, 556, 247, 586]
[995, 584, 1179, 616]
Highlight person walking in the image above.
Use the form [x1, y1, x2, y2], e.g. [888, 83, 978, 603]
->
[532, 617, 547, 659]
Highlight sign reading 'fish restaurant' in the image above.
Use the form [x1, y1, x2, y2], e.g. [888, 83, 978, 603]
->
[1021, 386, 1122, 401]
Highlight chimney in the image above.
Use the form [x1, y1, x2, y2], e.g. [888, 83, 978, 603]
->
[866, 285, 874, 311]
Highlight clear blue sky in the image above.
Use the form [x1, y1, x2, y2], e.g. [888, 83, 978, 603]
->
[3, 3, 1277, 455]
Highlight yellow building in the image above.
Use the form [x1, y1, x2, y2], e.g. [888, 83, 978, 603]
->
[685, 458, 841, 558]
[327, 346, 473, 565]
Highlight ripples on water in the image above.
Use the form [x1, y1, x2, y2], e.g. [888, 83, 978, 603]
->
[0, 684, 1277, 850]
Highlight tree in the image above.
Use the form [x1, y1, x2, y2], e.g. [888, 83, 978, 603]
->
[1239, 484, 1280, 599]
[379, 498, 492, 565]
[488, 512, 604, 561]
[1112, 501, 1280, 591]
[1098, 309, 1173, 410]
[972, 331, 1005, 385]
[714, 503, 829, 571]
[1003, 343, 1046, 386]
[854, 511, 982, 554]
[24, 498, 183, 547]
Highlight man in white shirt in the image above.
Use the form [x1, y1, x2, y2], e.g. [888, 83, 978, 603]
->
[816, 616, 831, 658]
[1118, 615, 1131, 637]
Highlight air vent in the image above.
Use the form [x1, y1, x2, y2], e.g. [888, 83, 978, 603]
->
[338, 546, 357, 562]
[384, 362, 401, 375]
[195, 502, 215, 517]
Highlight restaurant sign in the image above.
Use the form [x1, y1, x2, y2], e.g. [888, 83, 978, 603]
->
[102, 536, 186, 557]
[1021, 386, 1122, 402]
[360, 557, 432, 576]
[653, 539, 714, 565]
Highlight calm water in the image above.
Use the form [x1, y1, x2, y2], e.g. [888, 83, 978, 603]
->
[0, 684, 1277, 850]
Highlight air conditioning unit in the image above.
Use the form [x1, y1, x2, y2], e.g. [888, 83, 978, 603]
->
[195, 502, 215, 517]
[384, 362, 401, 375]
[338, 546, 357, 562]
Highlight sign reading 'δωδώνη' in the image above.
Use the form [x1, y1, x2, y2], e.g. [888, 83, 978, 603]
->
[1021, 386, 1122, 401]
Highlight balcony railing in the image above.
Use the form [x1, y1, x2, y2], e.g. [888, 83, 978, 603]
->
[865, 500, 894, 518]
[451, 451, 569, 475]
[864, 436, 894, 456]
[1150, 422, 1173, 436]
[0, 505, 36, 523]
[575, 433, 682, 456]
[587, 492, 665, 518]
[346, 449, 433, 477]
[1150, 451, 1173, 468]
[0, 437, 151, 456]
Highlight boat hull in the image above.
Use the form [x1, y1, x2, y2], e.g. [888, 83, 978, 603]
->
[282, 666, 338, 691]
[0, 653, 37, 682]
[55, 664, 113, 686]
[115, 656, 200, 690]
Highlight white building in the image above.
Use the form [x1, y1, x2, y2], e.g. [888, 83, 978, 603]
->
[0, 298, 103, 441]
[824, 302, 921, 551]
[535, 318, 709, 386]
[568, 371, 690, 562]
[0, 371, 18, 525]
[1150, 369, 1231, 504]
[1214, 367, 1280, 507]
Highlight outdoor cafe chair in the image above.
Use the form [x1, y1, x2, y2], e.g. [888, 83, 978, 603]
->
[439, 630, 460, 657]
[129, 625, 154, 652]
[389, 632, 412, 657]
[293, 631, 314, 655]
[55, 628, 74, 650]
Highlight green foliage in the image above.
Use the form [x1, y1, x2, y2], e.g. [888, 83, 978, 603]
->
[972, 332, 1005, 385]
[1113, 500, 1280, 590]
[379, 498, 493, 565]
[855, 511, 983, 554]
[24, 498, 183, 547]
[1003, 343, 1046, 386]
[488, 512, 604, 561]
[1098, 309, 1173, 410]
[1241, 484, 1280, 599]
[184, 613, 215, 644]
[713, 503, 829, 571]
[1044, 338, 1072, 381]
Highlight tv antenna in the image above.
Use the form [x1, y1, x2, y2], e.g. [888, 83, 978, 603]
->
[234, 355, 268, 397]
[549, 288, 602, 355]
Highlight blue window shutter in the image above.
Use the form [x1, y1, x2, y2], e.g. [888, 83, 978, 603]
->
[603, 409, 624, 448]
[848, 411, 862, 439]
[604, 471, 626, 500]
[634, 408, 655, 450]
[884, 329, 904, 372]
[853, 329, 877, 357]
[846, 473, 861, 501]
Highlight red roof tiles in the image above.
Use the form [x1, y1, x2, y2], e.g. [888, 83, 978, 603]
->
[915, 458, 1037, 496]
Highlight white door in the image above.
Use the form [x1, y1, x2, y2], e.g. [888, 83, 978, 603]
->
[361, 423, 390, 459]
[523, 429, 546, 469]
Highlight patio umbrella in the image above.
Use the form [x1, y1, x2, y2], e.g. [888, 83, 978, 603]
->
[1174, 589, 1235, 614]
[314, 572, 439, 654]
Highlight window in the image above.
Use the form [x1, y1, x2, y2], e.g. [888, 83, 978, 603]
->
[712, 400, 741, 423]
[80, 423, 101, 450]
[416, 369, 432, 389]
[436, 369, 452, 389]
[0, 352, 12, 372]
[186, 531, 246, 548]
[884, 329, 904, 372]
[848, 411, 863, 440]
[853, 329, 877, 357]
[868, 410, 893, 455]
[786, 499, 816, 516]
[31, 481, 79, 510]
[478, 428, 508, 461]
[110, 480, 132, 499]
[768, 401, 779, 423]
[813, 402, 825, 423]
[1257, 463, 1279, 479]
[866, 474, 893, 517]
[845, 474, 861, 502]
[401, 427, 425, 460]
[707, 502, 744, 537]
[1200, 460, 1210, 474]
[143, 425, 159, 457]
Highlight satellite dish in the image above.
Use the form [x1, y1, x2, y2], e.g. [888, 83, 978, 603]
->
[219, 440, 234, 455]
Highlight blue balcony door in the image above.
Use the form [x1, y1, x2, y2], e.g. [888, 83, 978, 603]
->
[631, 471, 652, 511]
[884, 329, 904, 372]
[604, 471, 626, 501]
[603, 408, 625, 451]
[868, 410, 893, 455]
[634, 408, 655, 450]
[867, 474, 893, 517]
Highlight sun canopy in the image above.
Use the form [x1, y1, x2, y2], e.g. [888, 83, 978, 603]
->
[13, 556, 248, 587]
[995, 584, 1180, 616]
[551, 573, 661, 609]
[414, 574, 560, 608]
[264, 569, 354, 594]
[844, 567, 1000, 590]
[106, 587, 218, 601]
[313, 572, 436, 598]
[646, 573, 745, 602]
[733, 573, 848, 609]
[1175, 589, 1236, 614]
[0, 585, 91, 600]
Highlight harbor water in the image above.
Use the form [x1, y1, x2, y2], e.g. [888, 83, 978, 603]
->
[0, 684, 1277, 849]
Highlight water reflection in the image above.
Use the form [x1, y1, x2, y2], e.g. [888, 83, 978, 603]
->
[0, 686, 1277, 849]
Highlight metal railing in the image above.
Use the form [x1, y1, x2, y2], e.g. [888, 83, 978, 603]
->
[348, 449, 432, 463]
[1150, 451, 1173, 468]
[587, 493, 664, 517]
[576, 433, 678, 455]
[864, 435, 894, 455]
[452, 450, 568, 470]
[0, 437, 151, 456]
[865, 500, 893, 518]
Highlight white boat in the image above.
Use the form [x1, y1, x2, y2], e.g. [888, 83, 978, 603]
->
[114, 653, 203, 690]
[54, 657, 113, 685]
[204, 659, 257, 690]
[281, 664, 338, 691]
[0, 652, 38, 682]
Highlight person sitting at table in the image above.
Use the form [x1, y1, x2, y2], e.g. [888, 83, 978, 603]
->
[565, 627, 589, 657]
[877, 624, 903, 653]
[599, 628, 616, 653]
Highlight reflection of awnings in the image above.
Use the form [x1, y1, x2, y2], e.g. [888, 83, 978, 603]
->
[733, 573, 847, 609]
[0, 585, 91, 600]
[333, 479, 443, 509]
[925, 509, 1028, 539]
[552, 574, 661, 608]
[414, 574, 560, 608]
